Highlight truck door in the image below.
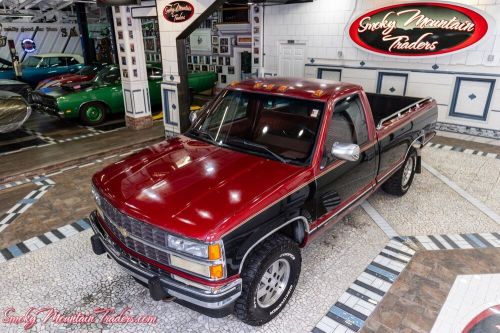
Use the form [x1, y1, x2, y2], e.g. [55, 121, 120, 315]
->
[314, 93, 377, 219]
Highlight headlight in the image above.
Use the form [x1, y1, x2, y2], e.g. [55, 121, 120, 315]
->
[167, 235, 222, 261]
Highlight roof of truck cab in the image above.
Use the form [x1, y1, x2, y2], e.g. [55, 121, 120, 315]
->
[226, 77, 361, 102]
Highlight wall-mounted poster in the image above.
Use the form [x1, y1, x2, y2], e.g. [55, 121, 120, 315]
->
[123, 69, 128, 78]
[121, 57, 126, 65]
[216, 66, 223, 73]
[188, 64, 193, 71]
[202, 65, 208, 71]
[116, 18, 122, 27]
[194, 64, 201, 71]
[118, 31, 123, 39]
[212, 36, 219, 45]
[228, 66, 235, 75]
[221, 74, 227, 84]
[190, 28, 211, 52]
[193, 56, 198, 64]
[130, 43, 135, 52]
[212, 47, 219, 54]
[225, 57, 230, 66]
[349, 2, 491, 57]
[132, 56, 136, 65]
[209, 65, 215, 72]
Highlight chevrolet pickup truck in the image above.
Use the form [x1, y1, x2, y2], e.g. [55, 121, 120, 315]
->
[89, 78, 437, 325]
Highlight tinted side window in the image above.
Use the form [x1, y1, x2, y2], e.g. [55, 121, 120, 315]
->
[48, 57, 66, 67]
[67, 57, 79, 65]
[324, 94, 368, 162]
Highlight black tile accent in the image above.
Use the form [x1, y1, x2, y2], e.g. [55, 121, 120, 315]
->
[428, 235, 446, 250]
[71, 222, 84, 232]
[0, 248, 14, 260]
[325, 311, 360, 332]
[408, 236, 425, 249]
[370, 261, 400, 276]
[335, 301, 368, 321]
[384, 245, 413, 258]
[460, 234, 480, 248]
[441, 235, 459, 249]
[312, 327, 326, 333]
[38, 234, 52, 245]
[379, 251, 408, 264]
[364, 267, 393, 283]
[353, 280, 385, 296]
[346, 288, 378, 305]
[473, 233, 493, 247]
[16, 242, 30, 253]
[492, 232, 500, 240]
[51, 229, 65, 239]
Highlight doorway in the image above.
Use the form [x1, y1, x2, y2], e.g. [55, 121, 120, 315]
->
[278, 42, 306, 78]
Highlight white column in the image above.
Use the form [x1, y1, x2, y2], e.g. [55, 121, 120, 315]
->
[112, 6, 153, 130]
[155, 0, 217, 137]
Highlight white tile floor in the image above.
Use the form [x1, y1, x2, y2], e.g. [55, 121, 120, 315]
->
[431, 274, 500, 333]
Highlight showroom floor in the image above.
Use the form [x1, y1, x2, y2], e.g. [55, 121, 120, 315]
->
[0, 135, 499, 333]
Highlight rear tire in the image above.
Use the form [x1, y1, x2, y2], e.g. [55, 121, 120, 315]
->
[382, 149, 417, 196]
[80, 102, 107, 126]
[234, 234, 301, 326]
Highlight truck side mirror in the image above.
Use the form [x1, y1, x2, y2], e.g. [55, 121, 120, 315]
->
[189, 111, 197, 124]
[331, 142, 360, 162]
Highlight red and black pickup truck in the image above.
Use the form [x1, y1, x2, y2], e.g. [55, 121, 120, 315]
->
[89, 78, 437, 325]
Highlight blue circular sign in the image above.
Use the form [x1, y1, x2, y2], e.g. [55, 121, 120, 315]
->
[21, 38, 36, 53]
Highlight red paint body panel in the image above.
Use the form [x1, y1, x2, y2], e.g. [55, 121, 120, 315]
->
[93, 135, 309, 242]
[36, 73, 95, 89]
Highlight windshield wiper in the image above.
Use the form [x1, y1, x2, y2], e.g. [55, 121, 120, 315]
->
[225, 137, 287, 163]
[190, 128, 217, 144]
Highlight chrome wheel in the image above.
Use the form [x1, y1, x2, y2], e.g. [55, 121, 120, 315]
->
[402, 156, 414, 187]
[256, 258, 290, 308]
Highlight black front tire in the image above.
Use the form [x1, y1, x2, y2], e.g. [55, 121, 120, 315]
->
[234, 234, 301, 326]
[382, 149, 417, 196]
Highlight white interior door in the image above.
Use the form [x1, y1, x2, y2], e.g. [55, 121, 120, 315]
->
[278, 43, 306, 78]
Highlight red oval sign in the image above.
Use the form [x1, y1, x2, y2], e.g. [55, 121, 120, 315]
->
[163, 1, 194, 23]
[349, 2, 489, 57]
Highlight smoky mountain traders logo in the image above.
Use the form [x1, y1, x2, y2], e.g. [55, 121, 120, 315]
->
[349, 2, 489, 56]
[163, 1, 194, 23]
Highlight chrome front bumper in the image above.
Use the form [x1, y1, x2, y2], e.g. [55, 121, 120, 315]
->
[88, 211, 242, 312]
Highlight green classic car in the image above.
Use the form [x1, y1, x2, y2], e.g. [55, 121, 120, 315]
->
[31, 66, 218, 125]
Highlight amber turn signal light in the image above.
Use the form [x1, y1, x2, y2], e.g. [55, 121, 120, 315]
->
[208, 244, 221, 260]
[210, 264, 224, 279]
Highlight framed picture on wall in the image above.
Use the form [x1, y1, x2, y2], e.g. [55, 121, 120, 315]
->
[194, 65, 201, 71]
[118, 31, 123, 39]
[133, 69, 138, 77]
[253, 57, 259, 65]
[225, 57, 230, 66]
[216, 66, 222, 73]
[212, 47, 219, 54]
[130, 44, 135, 52]
[221, 75, 227, 84]
[211, 36, 219, 45]
[193, 56, 198, 64]
[187, 55, 192, 63]
[188, 64, 193, 71]
[205, 56, 211, 64]
[220, 45, 229, 55]
[121, 57, 126, 65]
[220, 37, 229, 46]
[209, 65, 215, 72]
[218, 57, 224, 65]
[123, 69, 128, 78]
[116, 18, 122, 27]
[199, 56, 205, 64]
[127, 17, 132, 26]
[129, 31, 133, 39]
[228, 66, 235, 75]
[131, 56, 136, 65]
[211, 56, 217, 64]
[202, 65, 208, 72]
[237, 36, 252, 46]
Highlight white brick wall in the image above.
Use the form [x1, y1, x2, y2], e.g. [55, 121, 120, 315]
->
[262, 0, 500, 131]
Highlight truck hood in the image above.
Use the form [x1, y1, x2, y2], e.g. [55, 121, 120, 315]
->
[93, 135, 305, 241]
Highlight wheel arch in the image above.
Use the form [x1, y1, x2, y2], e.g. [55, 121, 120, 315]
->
[79, 100, 110, 114]
[237, 216, 309, 274]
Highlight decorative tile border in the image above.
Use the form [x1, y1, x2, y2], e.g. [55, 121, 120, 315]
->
[312, 233, 500, 333]
[0, 178, 55, 233]
[0, 218, 91, 263]
[427, 142, 500, 159]
[435, 122, 500, 140]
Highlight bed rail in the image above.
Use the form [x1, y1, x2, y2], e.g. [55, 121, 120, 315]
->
[376, 97, 433, 130]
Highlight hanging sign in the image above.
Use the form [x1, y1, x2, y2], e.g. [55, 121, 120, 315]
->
[163, 1, 194, 23]
[348, 2, 490, 57]
[21, 38, 36, 53]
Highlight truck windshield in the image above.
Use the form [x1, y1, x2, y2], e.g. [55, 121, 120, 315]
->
[189, 90, 324, 165]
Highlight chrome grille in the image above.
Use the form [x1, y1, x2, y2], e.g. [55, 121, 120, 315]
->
[97, 193, 170, 267]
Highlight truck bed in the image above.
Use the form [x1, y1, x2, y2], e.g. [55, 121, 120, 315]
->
[366, 93, 421, 125]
